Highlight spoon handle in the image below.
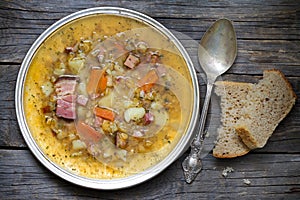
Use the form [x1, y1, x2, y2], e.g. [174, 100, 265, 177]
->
[182, 81, 214, 183]
[197, 82, 214, 142]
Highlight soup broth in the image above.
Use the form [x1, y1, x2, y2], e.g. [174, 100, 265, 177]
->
[24, 14, 194, 178]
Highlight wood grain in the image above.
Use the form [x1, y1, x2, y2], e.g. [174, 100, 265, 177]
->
[0, 149, 299, 199]
[0, 0, 299, 199]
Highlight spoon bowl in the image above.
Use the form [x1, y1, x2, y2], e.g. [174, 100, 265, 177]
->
[182, 18, 237, 183]
[198, 19, 237, 79]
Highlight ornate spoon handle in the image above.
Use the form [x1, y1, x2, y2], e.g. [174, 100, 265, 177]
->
[182, 81, 214, 183]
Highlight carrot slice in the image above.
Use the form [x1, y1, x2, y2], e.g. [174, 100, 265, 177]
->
[138, 69, 159, 92]
[86, 68, 107, 96]
[94, 107, 115, 121]
[76, 121, 103, 143]
[98, 74, 107, 93]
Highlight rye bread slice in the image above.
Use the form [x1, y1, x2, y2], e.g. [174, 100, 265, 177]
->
[235, 69, 297, 149]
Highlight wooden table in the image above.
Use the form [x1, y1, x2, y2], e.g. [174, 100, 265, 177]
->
[1, 0, 299, 199]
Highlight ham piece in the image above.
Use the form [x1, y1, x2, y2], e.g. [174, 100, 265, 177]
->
[55, 76, 79, 119]
[144, 112, 154, 125]
[124, 54, 140, 69]
[55, 76, 78, 97]
[56, 99, 76, 119]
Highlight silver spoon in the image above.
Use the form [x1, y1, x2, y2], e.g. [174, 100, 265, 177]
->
[182, 18, 237, 183]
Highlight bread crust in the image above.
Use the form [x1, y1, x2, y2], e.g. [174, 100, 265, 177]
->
[213, 147, 250, 158]
[265, 69, 297, 99]
[235, 126, 260, 149]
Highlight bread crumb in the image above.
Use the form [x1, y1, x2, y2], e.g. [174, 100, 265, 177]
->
[243, 179, 251, 185]
[278, 49, 286, 53]
[222, 167, 234, 177]
[205, 131, 210, 138]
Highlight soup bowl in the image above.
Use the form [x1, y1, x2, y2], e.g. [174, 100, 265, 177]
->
[15, 7, 199, 189]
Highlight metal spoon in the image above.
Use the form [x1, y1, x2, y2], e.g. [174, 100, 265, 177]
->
[182, 18, 237, 183]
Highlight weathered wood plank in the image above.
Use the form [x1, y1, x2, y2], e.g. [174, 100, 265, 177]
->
[1, 0, 298, 20]
[0, 64, 25, 147]
[0, 149, 299, 199]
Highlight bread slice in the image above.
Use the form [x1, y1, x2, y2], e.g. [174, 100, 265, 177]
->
[213, 69, 296, 158]
[235, 69, 297, 149]
[213, 81, 252, 158]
